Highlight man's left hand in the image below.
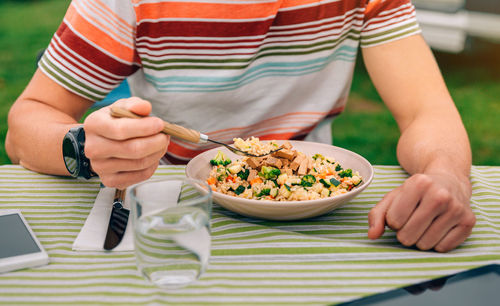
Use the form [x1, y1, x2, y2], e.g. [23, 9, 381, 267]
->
[367, 172, 476, 252]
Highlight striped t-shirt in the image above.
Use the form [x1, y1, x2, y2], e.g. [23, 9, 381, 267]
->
[40, 0, 421, 163]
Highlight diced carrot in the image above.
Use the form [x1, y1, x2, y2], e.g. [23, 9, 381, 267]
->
[318, 173, 327, 179]
[207, 177, 216, 185]
[250, 177, 263, 185]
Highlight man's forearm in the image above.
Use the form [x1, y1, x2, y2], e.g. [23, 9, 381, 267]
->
[6, 98, 81, 176]
[363, 34, 475, 251]
[396, 108, 472, 192]
[361, 34, 471, 184]
[6, 69, 94, 175]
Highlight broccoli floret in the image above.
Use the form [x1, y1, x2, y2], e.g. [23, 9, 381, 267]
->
[210, 150, 231, 166]
[319, 178, 331, 188]
[257, 188, 271, 197]
[237, 168, 250, 180]
[338, 169, 353, 178]
[329, 177, 341, 187]
[234, 185, 246, 195]
[335, 163, 343, 171]
[216, 166, 227, 181]
[301, 174, 316, 187]
[258, 166, 281, 180]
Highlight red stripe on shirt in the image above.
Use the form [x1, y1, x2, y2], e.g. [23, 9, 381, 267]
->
[55, 22, 140, 77]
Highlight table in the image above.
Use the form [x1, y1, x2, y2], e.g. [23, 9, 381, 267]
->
[0, 165, 499, 305]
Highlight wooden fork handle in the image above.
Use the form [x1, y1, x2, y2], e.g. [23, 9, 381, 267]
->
[109, 106, 202, 143]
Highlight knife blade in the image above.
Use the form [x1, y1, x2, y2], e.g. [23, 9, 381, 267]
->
[103, 188, 129, 251]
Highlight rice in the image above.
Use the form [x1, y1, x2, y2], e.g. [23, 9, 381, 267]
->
[233, 137, 279, 156]
[206, 138, 363, 201]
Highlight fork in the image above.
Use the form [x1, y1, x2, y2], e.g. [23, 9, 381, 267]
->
[109, 106, 281, 158]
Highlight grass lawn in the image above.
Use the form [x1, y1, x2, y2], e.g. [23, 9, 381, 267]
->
[1, 0, 499, 166]
[334, 48, 500, 165]
[0, 0, 71, 165]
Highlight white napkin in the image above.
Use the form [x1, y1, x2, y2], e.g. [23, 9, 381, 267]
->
[73, 187, 134, 251]
[73, 180, 184, 252]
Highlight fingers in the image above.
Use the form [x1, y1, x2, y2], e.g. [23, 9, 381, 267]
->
[369, 174, 435, 241]
[410, 197, 463, 250]
[432, 211, 476, 253]
[99, 163, 160, 190]
[367, 190, 396, 240]
[85, 133, 169, 160]
[373, 173, 475, 252]
[124, 97, 153, 117]
[85, 99, 164, 140]
[90, 148, 168, 175]
[394, 184, 451, 247]
[82, 97, 170, 188]
[92, 136, 169, 189]
[385, 174, 432, 231]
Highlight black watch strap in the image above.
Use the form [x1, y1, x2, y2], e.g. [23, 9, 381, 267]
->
[62, 126, 96, 179]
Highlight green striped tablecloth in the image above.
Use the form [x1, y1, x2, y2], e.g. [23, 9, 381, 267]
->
[0, 165, 499, 305]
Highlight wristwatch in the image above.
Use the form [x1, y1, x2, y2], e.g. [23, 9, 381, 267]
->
[62, 126, 96, 179]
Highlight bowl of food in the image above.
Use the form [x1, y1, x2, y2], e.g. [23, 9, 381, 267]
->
[185, 138, 374, 220]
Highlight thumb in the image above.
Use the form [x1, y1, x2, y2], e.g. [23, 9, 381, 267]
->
[114, 97, 153, 117]
[367, 192, 395, 240]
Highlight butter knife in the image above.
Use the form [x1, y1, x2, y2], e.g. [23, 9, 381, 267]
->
[103, 189, 129, 251]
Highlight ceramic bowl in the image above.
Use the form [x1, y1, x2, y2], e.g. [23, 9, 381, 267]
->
[185, 141, 374, 220]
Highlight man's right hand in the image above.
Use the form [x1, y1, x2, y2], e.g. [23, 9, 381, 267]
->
[83, 97, 170, 189]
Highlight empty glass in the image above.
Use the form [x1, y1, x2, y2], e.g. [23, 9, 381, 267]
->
[129, 177, 212, 288]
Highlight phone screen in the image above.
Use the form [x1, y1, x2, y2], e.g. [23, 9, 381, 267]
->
[0, 213, 41, 258]
[339, 264, 500, 306]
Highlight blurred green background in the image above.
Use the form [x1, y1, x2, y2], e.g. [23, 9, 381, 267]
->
[0, 0, 499, 166]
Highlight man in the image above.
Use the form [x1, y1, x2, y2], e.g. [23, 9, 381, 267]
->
[5, 0, 475, 252]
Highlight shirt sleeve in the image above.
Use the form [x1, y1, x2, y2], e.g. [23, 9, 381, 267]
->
[360, 0, 421, 48]
[38, 0, 140, 102]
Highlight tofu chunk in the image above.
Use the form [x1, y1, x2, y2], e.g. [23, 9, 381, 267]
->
[290, 154, 305, 171]
[264, 156, 283, 169]
[246, 157, 262, 169]
[297, 157, 309, 175]
[273, 149, 296, 160]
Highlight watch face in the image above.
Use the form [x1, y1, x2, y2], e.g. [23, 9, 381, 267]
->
[62, 136, 78, 176]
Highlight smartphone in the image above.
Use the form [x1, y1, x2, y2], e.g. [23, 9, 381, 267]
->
[337, 264, 500, 306]
[0, 210, 49, 273]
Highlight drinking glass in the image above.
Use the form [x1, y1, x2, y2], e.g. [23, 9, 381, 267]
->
[129, 177, 212, 288]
